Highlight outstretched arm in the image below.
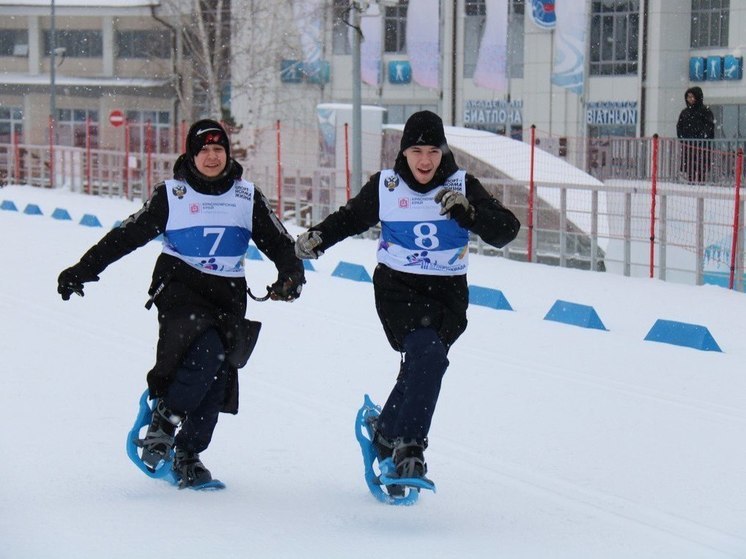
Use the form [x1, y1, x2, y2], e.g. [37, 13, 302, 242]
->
[57, 185, 168, 300]
[296, 172, 382, 258]
[251, 187, 305, 300]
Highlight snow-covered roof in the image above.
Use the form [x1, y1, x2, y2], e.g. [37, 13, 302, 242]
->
[384, 124, 602, 187]
[318, 103, 386, 112]
[1, 72, 170, 88]
[384, 124, 607, 243]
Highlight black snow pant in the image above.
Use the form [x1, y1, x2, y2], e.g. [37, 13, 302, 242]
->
[163, 328, 229, 454]
[376, 327, 449, 441]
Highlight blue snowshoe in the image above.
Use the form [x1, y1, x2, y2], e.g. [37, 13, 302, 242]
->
[171, 447, 225, 491]
[355, 394, 435, 506]
[126, 389, 225, 491]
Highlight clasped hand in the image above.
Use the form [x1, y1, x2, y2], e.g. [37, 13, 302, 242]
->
[434, 189, 475, 227]
[295, 230, 324, 260]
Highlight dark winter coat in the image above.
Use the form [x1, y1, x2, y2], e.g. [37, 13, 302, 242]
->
[310, 151, 520, 352]
[676, 86, 715, 140]
[676, 86, 715, 181]
[72, 155, 303, 412]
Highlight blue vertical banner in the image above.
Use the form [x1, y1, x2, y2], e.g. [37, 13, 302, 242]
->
[551, 0, 588, 95]
[388, 61, 412, 84]
[707, 56, 723, 80]
[724, 55, 743, 80]
[281, 60, 303, 83]
[689, 57, 706, 81]
[473, 0, 509, 92]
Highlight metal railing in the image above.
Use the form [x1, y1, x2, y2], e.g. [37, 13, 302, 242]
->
[1, 135, 744, 292]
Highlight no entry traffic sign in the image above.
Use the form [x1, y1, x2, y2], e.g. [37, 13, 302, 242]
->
[109, 110, 125, 127]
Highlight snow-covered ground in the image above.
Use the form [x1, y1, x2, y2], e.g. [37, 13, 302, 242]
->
[2, 184, 746, 558]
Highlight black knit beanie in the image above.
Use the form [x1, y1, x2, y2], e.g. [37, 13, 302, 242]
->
[399, 110, 448, 152]
[186, 119, 231, 159]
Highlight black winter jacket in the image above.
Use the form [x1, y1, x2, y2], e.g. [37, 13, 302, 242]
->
[73, 156, 303, 411]
[676, 86, 715, 140]
[310, 152, 520, 351]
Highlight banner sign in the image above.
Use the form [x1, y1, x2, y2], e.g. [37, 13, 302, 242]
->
[690, 55, 743, 81]
[463, 100, 523, 128]
[585, 102, 638, 126]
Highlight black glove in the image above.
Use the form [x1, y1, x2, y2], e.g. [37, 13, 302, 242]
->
[295, 230, 324, 259]
[268, 272, 305, 302]
[57, 264, 99, 301]
[434, 188, 476, 228]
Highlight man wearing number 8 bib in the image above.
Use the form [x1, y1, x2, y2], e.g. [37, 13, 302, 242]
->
[295, 111, 520, 491]
[57, 119, 304, 488]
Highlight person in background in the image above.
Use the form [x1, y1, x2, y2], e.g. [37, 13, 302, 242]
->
[676, 86, 715, 183]
[294, 110, 520, 495]
[57, 119, 304, 488]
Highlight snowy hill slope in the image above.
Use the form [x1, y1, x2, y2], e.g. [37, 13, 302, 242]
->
[1, 185, 746, 558]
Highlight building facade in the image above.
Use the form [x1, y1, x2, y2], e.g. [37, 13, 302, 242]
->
[251, 0, 746, 146]
[2, 1, 746, 164]
[0, 0, 196, 154]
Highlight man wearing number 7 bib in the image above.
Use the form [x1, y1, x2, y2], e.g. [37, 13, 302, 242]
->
[295, 111, 520, 492]
[57, 119, 304, 488]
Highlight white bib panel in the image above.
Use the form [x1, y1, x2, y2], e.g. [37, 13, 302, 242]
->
[162, 179, 254, 277]
[377, 170, 469, 276]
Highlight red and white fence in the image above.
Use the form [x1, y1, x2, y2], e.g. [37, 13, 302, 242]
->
[1, 123, 744, 291]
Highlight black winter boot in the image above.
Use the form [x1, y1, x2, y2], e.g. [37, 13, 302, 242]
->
[173, 448, 213, 488]
[139, 400, 182, 471]
[393, 438, 428, 479]
[367, 417, 394, 461]
[368, 420, 404, 497]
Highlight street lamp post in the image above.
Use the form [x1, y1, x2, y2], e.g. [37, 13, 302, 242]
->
[350, 1, 365, 197]
[50, 0, 57, 141]
[350, 0, 397, 196]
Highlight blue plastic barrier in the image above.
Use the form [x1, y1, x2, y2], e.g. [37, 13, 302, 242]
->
[543, 299, 607, 330]
[644, 319, 722, 352]
[468, 285, 513, 310]
[52, 208, 72, 220]
[23, 203, 42, 215]
[331, 261, 372, 282]
[1, 200, 18, 211]
[79, 214, 102, 227]
[246, 244, 263, 261]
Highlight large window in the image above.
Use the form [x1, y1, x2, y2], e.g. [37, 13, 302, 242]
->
[0, 29, 28, 56]
[383, 103, 438, 125]
[332, 0, 351, 55]
[56, 109, 99, 148]
[44, 30, 102, 58]
[690, 0, 729, 48]
[116, 30, 171, 59]
[588, 124, 636, 138]
[384, 0, 408, 54]
[713, 104, 746, 139]
[126, 110, 172, 154]
[589, 0, 639, 76]
[0, 107, 23, 143]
